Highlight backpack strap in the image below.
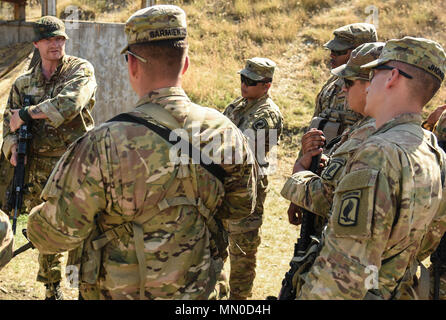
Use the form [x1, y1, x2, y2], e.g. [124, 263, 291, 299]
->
[107, 112, 227, 184]
[133, 222, 147, 300]
[91, 223, 133, 250]
[89, 220, 149, 300]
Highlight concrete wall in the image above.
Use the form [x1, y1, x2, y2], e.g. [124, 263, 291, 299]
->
[0, 20, 35, 46]
[0, 20, 137, 124]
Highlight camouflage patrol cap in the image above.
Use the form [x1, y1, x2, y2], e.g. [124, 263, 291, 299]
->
[332, 42, 385, 80]
[324, 23, 378, 51]
[238, 57, 276, 81]
[361, 36, 446, 82]
[33, 16, 69, 42]
[121, 5, 187, 54]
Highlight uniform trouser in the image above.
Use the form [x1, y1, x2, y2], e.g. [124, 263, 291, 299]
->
[0, 154, 14, 210]
[226, 176, 267, 299]
[24, 155, 63, 285]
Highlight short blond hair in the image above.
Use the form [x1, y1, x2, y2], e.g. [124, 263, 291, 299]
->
[389, 61, 441, 107]
[130, 39, 188, 78]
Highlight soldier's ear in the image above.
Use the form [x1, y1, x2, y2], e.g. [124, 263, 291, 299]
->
[33, 41, 39, 49]
[128, 54, 139, 79]
[181, 55, 189, 75]
[385, 69, 400, 90]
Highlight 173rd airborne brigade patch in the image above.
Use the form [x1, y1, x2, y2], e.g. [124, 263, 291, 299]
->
[332, 168, 378, 238]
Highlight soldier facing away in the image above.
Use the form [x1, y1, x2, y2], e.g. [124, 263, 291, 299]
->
[223, 57, 283, 299]
[2, 16, 97, 299]
[27, 4, 257, 300]
[293, 37, 446, 300]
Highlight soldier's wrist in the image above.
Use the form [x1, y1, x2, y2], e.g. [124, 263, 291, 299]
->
[19, 106, 32, 123]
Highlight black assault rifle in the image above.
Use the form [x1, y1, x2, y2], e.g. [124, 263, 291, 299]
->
[7, 96, 33, 235]
[6, 97, 36, 257]
[277, 120, 327, 300]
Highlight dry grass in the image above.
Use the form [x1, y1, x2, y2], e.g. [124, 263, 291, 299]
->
[1, 0, 446, 300]
[0, 215, 78, 300]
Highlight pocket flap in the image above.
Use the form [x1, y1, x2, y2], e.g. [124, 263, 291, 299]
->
[335, 168, 379, 193]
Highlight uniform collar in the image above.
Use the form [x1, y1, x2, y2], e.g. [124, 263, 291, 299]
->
[375, 113, 423, 134]
[135, 87, 189, 108]
[33, 55, 69, 83]
[240, 93, 270, 110]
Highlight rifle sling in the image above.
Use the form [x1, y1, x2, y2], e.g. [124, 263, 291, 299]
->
[12, 241, 34, 258]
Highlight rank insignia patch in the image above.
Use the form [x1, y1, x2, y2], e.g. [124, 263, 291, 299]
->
[338, 190, 361, 226]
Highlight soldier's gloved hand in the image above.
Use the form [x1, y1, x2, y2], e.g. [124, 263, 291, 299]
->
[301, 128, 325, 155]
[287, 202, 302, 226]
[10, 109, 25, 133]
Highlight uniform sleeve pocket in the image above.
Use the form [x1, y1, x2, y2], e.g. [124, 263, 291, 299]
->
[332, 168, 379, 239]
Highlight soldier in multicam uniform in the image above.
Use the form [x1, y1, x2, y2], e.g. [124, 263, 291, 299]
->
[223, 58, 283, 300]
[2, 16, 97, 299]
[289, 37, 446, 300]
[0, 210, 13, 271]
[287, 23, 378, 228]
[310, 23, 378, 147]
[26, 5, 257, 300]
[282, 42, 384, 237]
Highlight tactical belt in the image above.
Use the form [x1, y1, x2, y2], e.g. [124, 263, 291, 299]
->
[107, 112, 227, 184]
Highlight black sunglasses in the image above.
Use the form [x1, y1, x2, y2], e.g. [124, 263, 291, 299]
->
[344, 79, 355, 88]
[331, 49, 350, 56]
[241, 75, 271, 87]
[124, 50, 147, 63]
[369, 65, 413, 81]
